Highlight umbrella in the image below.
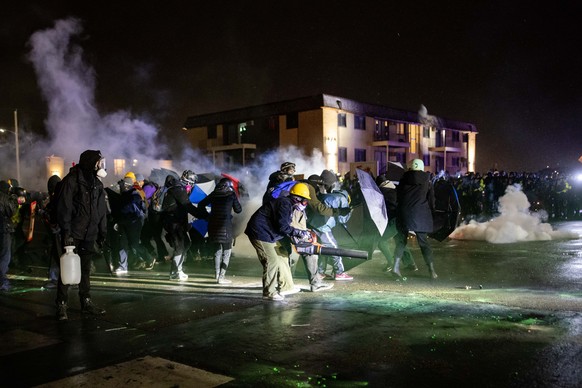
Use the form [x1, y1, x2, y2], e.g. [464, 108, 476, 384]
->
[355, 168, 388, 236]
[429, 179, 462, 242]
[385, 161, 406, 182]
[149, 168, 179, 187]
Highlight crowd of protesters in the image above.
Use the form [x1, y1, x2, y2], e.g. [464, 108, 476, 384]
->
[1, 148, 581, 314]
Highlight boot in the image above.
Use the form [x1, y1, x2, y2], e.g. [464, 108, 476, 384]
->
[390, 257, 403, 278]
[428, 263, 438, 279]
[81, 298, 106, 315]
[56, 301, 68, 321]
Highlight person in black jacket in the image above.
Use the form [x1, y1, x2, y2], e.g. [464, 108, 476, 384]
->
[376, 175, 418, 274]
[198, 177, 242, 284]
[55, 150, 108, 320]
[162, 171, 206, 281]
[0, 180, 18, 292]
[392, 159, 438, 279]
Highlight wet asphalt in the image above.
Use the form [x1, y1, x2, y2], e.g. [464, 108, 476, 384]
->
[1, 221, 581, 387]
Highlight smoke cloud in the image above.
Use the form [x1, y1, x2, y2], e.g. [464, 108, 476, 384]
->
[22, 16, 330, 226]
[449, 185, 580, 243]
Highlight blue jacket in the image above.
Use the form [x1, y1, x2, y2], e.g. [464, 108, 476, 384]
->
[245, 196, 306, 243]
[313, 190, 351, 233]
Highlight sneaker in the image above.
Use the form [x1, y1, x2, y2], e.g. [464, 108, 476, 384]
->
[56, 302, 68, 321]
[114, 268, 128, 275]
[310, 283, 334, 292]
[81, 298, 106, 315]
[382, 265, 393, 273]
[334, 272, 353, 281]
[170, 271, 188, 281]
[262, 293, 284, 301]
[217, 277, 232, 284]
[280, 286, 301, 296]
[132, 260, 146, 270]
[144, 260, 156, 270]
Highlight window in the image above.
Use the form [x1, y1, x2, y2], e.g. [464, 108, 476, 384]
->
[452, 131, 460, 142]
[354, 115, 365, 130]
[338, 113, 347, 127]
[423, 127, 430, 138]
[423, 154, 430, 167]
[286, 112, 298, 129]
[338, 147, 347, 162]
[355, 148, 366, 162]
[207, 125, 217, 139]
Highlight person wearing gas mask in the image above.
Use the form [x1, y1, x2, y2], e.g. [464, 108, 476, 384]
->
[161, 170, 207, 281]
[262, 161, 296, 205]
[54, 150, 108, 320]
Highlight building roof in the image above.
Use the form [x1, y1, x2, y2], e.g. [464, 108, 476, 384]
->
[183, 93, 477, 133]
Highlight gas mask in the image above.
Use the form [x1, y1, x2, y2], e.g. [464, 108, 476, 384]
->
[95, 158, 107, 178]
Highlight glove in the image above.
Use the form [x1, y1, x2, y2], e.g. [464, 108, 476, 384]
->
[298, 229, 312, 241]
[64, 235, 74, 247]
[338, 207, 351, 217]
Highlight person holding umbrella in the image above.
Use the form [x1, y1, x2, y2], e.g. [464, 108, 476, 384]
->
[392, 159, 438, 279]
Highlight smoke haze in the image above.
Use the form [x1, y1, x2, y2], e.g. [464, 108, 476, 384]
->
[449, 185, 580, 243]
[22, 17, 329, 225]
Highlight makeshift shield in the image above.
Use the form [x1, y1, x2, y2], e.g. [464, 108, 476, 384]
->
[429, 179, 462, 241]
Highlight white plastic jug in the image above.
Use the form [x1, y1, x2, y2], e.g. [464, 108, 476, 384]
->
[60, 246, 81, 285]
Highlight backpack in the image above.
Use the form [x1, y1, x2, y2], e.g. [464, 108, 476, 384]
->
[269, 180, 297, 200]
[120, 188, 146, 219]
[151, 186, 168, 213]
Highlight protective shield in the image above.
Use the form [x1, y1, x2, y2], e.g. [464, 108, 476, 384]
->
[429, 179, 462, 241]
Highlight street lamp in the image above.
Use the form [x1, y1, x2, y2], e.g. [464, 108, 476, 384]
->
[0, 110, 20, 183]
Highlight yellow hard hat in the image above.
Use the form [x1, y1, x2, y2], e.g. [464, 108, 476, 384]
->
[289, 182, 311, 200]
[124, 171, 136, 182]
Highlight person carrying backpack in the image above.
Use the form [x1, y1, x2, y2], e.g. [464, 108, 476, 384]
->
[115, 177, 154, 274]
[162, 171, 207, 281]
[198, 177, 242, 284]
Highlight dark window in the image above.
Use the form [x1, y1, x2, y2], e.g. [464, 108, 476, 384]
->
[463, 133, 469, 142]
[452, 131, 460, 142]
[338, 147, 347, 162]
[423, 154, 430, 167]
[354, 115, 365, 130]
[286, 112, 298, 129]
[338, 113, 347, 127]
[423, 127, 430, 138]
[355, 148, 366, 162]
[207, 125, 217, 139]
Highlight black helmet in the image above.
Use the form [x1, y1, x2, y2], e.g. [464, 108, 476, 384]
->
[181, 170, 197, 185]
[307, 174, 323, 185]
[12, 187, 27, 197]
[216, 177, 234, 192]
[280, 162, 296, 173]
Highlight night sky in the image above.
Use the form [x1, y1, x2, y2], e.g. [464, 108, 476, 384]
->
[1, 1, 581, 173]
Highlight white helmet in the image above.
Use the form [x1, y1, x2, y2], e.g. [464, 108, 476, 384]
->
[410, 159, 424, 171]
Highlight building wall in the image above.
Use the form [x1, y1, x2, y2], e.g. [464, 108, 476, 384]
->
[182, 95, 477, 176]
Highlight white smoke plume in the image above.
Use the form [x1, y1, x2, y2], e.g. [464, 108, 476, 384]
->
[25, 18, 169, 189]
[418, 104, 440, 128]
[449, 185, 580, 243]
[24, 17, 330, 227]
